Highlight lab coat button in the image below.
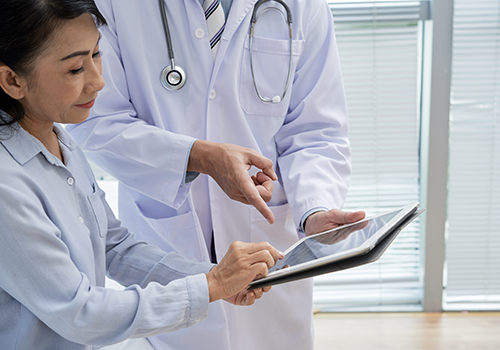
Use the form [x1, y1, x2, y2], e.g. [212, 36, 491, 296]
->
[67, 177, 74, 186]
[209, 89, 217, 100]
[195, 28, 205, 39]
[79, 216, 84, 224]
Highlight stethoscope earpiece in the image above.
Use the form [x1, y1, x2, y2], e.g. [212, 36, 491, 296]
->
[272, 96, 281, 104]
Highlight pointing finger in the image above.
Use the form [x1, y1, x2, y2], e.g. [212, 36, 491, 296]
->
[241, 179, 275, 224]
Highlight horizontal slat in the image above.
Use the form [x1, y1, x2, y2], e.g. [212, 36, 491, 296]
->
[329, 1, 431, 23]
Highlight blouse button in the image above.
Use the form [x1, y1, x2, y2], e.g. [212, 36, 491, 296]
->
[67, 177, 74, 186]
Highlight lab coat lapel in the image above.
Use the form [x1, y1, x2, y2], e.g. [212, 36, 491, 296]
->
[222, 0, 258, 41]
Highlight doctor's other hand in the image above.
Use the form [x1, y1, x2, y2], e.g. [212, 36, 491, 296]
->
[304, 209, 366, 236]
[206, 241, 283, 306]
[188, 140, 277, 224]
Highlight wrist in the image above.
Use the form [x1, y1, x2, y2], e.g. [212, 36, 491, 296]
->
[206, 269, 223, 303]
[302, 208, 328, 234]
[303, 212, 317, 233]
[187, 140, 213, 174]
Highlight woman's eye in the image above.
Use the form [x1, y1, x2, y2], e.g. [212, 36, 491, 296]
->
[70, 67, 84, 75]
[69, 52, 100, 74]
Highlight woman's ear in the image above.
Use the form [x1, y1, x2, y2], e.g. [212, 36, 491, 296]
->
[0, 65, 26, 100]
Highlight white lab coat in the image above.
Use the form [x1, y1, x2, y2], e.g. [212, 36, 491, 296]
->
[68, 0, 351, 349]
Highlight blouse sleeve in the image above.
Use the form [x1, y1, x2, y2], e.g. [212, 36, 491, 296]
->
[0, 175, 212, 346]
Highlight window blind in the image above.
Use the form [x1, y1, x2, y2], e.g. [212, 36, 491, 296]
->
[330, 1, 430, 23]
[313, 2, 425, 312]
[443, 0, 500, 310]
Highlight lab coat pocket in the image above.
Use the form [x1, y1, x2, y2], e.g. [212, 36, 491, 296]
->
[240, 35, 304, 117]
[250, 203, 298, 252]
[135, 204, 203, 261]
[87, 188, 108, 238]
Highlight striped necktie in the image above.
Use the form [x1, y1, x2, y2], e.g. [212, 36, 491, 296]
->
[203, 0, 225, 60]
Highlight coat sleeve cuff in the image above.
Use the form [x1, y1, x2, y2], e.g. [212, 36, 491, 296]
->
[299, 207, 329, 232]
[183, 140, 201, 185]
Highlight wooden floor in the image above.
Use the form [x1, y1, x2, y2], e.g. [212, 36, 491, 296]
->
[313, 312, 500, 350]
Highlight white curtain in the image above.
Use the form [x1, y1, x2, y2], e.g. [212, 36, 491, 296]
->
[443, 0, 500, 310]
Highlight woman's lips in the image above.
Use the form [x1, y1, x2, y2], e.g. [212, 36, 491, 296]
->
[75, 99, 95, 109]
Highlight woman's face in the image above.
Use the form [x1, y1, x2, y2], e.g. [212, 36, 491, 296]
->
[20, 13, 104, 126]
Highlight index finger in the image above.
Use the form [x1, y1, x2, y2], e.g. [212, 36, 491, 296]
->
[240, 178, 275, 224]
[246, 241, 283, 264]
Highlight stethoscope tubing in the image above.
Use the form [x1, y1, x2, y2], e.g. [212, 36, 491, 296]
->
[251, 0, 293, 24]
[250, 0, 293, 104]
[159, 0, 175, 67]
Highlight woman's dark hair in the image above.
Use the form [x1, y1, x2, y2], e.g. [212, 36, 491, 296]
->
[0, 0, 106, 127]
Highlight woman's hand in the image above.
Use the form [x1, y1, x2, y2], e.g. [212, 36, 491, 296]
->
[206, 241, 283, 305]
[223, 286, 272, 306]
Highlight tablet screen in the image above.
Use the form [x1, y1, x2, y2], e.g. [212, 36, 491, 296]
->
[268, 208, 403, 273]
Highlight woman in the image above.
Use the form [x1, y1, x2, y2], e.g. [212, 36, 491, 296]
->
[0, 1, 281, 349]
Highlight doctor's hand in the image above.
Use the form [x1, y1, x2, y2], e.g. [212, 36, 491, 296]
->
[188, 140, 277, 224]
[206, 241, 283, 306]
[304, 209, 366, 236]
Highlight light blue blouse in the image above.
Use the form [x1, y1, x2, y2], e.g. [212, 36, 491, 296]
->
[0, 117, 214, 349]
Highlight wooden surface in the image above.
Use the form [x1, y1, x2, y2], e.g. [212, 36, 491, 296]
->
[314, 312, 500, 350]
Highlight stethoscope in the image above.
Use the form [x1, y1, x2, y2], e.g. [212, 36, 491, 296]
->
[159, 0, 186, 91]
[159, 0, 293, 104]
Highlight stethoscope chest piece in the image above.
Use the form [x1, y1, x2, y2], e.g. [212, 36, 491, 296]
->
[160, 64, 186, 91]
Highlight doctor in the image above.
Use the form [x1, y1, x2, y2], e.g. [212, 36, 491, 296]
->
[68, 0, 364, 349]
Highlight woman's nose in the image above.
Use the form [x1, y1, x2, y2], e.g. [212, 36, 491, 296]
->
[85, 61, 105, 93]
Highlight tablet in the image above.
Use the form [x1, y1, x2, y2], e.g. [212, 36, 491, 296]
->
[248, 201, 421, 289]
